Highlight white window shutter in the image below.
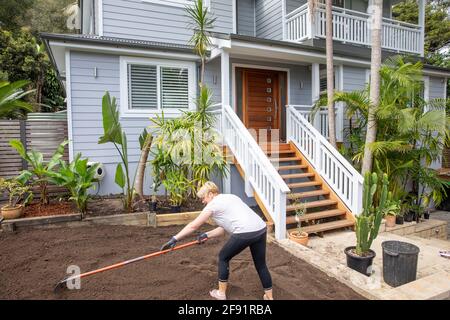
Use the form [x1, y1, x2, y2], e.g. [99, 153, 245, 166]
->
[128, 64, 158, 109]
[160, 67, 189, 109]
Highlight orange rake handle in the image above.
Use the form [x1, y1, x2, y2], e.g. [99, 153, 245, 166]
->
[54, 239, 206, 292]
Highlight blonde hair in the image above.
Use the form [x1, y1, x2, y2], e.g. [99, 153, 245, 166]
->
[197, 181, 220, 199]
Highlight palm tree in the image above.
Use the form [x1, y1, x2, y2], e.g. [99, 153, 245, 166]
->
[0, 80, 34, 118]
[325, 0, 337, 147]
[361, 0, 383, 174]
[186, 0, 216, 87]
[317, 56, 450, 207]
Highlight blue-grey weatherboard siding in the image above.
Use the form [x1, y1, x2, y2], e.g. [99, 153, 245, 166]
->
[102, 0, 233, 44]
[429, 77, 446, 100]
[256, 0, 283, 40]
[238, 0, 256, 37]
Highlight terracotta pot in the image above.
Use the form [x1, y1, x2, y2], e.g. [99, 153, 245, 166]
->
[385, 215, 396, 228]
[288, 231, 309, 246]
[1, 205, 24, 220]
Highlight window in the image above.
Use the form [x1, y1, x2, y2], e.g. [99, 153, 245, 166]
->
[120, 57, 196, 117]
[81, 0, 100, 35]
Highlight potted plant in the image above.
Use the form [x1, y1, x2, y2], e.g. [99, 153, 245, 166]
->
[383, 194, 400, 228]
[424, 209, 430, 219]
[288, 201, 309, 246]
[0, 178, 32, 220]
[162, 170, 189, 213]
[344, 172, 387, 276]
[396, 203, 406, 225]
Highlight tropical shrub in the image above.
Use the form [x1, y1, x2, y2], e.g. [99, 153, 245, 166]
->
[48, 153, 98, 214]
[313, 56, 450, 209]
[9, 139, 68, 204]
[162, 170, 190, 207]
[150, 86, 228, 203]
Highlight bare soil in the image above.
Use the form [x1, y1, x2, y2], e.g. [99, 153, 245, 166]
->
[0, 225, 365, 300]
[24, 201, 76, 218]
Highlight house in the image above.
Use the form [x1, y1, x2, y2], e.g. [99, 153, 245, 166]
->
[42, 0, 450, 240]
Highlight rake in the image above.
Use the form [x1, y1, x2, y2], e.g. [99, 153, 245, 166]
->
[54, 238, 207, 293]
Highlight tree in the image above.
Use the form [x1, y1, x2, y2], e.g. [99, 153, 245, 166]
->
[361, 0, 383, 175]
[0, 29, 65, 113]
[392, 0, 450, 55]
[186, 0, 216, 87]
[325, 0, 337, 147]
[0, 0, 34, 31]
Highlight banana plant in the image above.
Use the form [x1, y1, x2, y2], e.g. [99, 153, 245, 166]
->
[48, 153, 98, 214]
[355, 172, 388, 256]
[0, 80, 34, 118]
[9, 139, 68, 205]
[98, 92, 134, 212]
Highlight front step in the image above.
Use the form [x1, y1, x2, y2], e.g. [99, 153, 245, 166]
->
[287, 190, 330, 200]
[286, 199, 338, 212]
[289, 219, 354, 235]
[281, 173, 315, 180]
[271, 157, 302, 163]
[278, 164, 308, 171]
[288, 181, 322, 188]
[286, 209, 346, 224]
[263, 149, 295, 155]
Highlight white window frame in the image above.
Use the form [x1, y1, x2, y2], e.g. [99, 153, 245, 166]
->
[120, 56, 196, 118]
[142, 0, 210, 8]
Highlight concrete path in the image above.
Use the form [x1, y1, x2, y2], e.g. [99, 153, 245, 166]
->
[431, 211, 450, 238]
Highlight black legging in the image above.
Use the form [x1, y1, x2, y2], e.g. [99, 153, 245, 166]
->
[218, 228, 272, 290]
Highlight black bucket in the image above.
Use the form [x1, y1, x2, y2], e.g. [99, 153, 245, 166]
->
[382, 241, 420, 287]
[344, 246, 376, 276]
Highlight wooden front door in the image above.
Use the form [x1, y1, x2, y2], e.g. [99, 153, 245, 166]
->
[241, 68, 283, 133]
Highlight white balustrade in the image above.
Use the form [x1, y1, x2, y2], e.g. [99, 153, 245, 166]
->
[287, 106, 363, 215]
[284, 3, 422, 55]
[218, 104, 290, 240]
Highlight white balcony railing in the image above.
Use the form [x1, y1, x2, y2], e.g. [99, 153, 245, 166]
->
[287, 106, 363, 215]
[284, 3, 423, 55]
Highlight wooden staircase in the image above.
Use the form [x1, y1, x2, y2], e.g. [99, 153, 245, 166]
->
[261, 141, 355, 236]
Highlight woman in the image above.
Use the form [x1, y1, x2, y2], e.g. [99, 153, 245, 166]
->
[160, 181, 274, 300]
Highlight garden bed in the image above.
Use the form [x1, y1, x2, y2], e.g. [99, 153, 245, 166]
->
[0, 225, 364, 300]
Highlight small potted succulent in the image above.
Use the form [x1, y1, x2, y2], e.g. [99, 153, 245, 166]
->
[288, 201, 309, 246]
[0, 178, 32, 220]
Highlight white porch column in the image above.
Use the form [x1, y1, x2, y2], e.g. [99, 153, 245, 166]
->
[418, 0, 425, 57]
[282, 0, 287, 40]
[311, 63, 321, 129]
[306, 2, 316, 39]
[336, 64, 344, 142]
[221, 50, 230, 106]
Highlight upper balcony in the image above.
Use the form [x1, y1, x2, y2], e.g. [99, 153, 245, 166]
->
[283, 1, 425, 56]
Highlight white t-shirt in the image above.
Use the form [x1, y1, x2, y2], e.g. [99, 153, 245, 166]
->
[203, 194, 267, 234]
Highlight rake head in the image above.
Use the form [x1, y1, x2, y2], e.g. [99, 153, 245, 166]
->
[53, 277, 71, 294]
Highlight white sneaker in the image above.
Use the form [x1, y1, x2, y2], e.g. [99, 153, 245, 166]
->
[210, 289, 226, 300]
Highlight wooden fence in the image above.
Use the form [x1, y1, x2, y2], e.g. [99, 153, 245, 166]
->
[0, 113, 69, 199]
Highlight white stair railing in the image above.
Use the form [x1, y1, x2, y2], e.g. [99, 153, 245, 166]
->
[216, 104, 290, 240]
[287, 106, 363, 215]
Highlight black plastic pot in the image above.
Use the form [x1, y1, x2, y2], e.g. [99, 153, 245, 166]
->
[382, 241, 420, 287]
[344, 246, 376, 276]
[404, 212, 414, 222]
[424, 212, 430, 219]
[396, 215, 404, 225]
[170, 205, 181, 213]
[149, 201, 157, 212]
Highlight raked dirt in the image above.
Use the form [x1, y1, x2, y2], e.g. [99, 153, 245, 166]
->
[0, 225, 364, 300]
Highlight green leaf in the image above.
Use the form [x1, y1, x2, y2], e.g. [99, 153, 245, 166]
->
[115, 163, 125, 189]
[9, 140, 27, 159]
[98, 92, 123, 145]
